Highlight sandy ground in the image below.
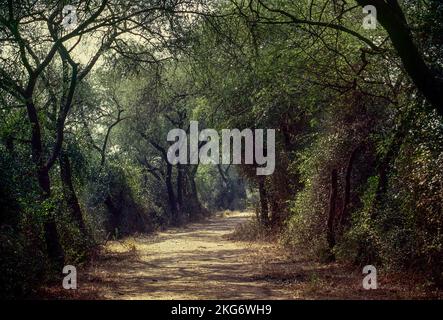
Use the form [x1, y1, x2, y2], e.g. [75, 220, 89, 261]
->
[78, 211, 295, 299]
[44, 211, 440, 300]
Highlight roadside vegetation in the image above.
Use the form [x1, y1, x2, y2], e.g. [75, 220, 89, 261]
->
[1, 0, 442, 298]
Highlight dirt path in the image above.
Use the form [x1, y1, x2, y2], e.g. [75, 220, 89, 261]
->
[78, 212, 295, 300]
[47, 211, 438, 300]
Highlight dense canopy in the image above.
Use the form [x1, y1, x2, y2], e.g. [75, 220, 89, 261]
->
[0, 0, 442, 298]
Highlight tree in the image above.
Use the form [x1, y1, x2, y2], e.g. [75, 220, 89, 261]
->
[237, 0, 443, 116]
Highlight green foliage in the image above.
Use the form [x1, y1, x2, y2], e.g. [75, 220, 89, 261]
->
[1, 0, 443, 298]
[196, 165, 247, 211]
[335, 176, 380, 265]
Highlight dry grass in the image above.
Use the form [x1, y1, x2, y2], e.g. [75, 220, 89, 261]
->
[38, 212, 442, 300]
[227, 216, 442, 299]
[217, 209, 243, 218]
[247, 242, 442, 300]
[226, 217, 265, 241]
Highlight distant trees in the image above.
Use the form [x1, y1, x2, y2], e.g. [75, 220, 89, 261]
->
[187, 0, 442, 285]
[124, 63, 212, 225]
[0, 0, 224, 297]
[1, 0, 442, 298]
[0, 0, 215, 265]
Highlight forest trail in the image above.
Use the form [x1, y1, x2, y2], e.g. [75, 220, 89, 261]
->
[79, 212, 295, 299]
[53, 211, 434, 300]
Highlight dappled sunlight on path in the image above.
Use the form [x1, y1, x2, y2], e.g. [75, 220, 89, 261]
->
[83, 212, 295, 300]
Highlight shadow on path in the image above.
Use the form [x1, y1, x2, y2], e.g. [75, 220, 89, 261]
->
[83, 212, 294, 300]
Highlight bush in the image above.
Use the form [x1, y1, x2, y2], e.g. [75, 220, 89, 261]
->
[228, 216, 270, 241]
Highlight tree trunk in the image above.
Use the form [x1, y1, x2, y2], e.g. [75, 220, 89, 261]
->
[104, 194, 120, 236]
[258, 177, 269, 226]
[340, 145, 364, 227]
[176, 164, 184, 218]
[187, 166, 203, 220]
[356, 0, 443, 116]
[165, 163, 179, 225]
[38, 167, 65, 268]
[59, 149, 87, 235]
[270, 195, 279, 226]
[26, 98, 64, 267]
[190, 175, 201, 210]
[372, 111, 412, 218]
[326, 169, 338, 260]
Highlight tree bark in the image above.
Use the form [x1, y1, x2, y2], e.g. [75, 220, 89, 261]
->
[190, 174, 201, 211]
[26, 99, 64, 267]
[327, 169, 338, 260]
[38, 167, 65, 268]
[372, 110, 412, 218]
[187, 165, 203, 220]
[176, 164, 184, 216]
[356, 0, 443, 116]
[59, 149, 87, 235]
[104, 194, 120, 236]
[258, 0, 443, 116]
[258, 177, 269, 226]
[270, 195, 279, 226]
[165, 163, 179, 225]
[148, 139, 181, 225]
[340, 145, 365, 227]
